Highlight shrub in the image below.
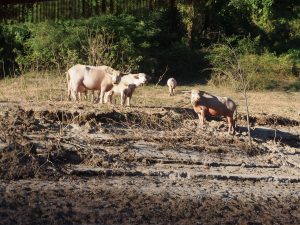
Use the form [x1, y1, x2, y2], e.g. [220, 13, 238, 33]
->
[0, 23, 30, 76]
[206, 37, 300, 91]
[0, 14, 160, 75]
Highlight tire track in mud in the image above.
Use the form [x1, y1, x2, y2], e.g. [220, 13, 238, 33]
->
[0, 102, 299, 183]
[1, 102, 300, 224]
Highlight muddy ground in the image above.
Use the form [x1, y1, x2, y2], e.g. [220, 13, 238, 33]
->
[0, 101, 300, 224]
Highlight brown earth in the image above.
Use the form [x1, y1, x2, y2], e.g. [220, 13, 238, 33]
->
[0, 101, 300, 225]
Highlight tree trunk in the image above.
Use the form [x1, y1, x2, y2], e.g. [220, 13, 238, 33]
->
[95, 0, 100, 15]
[82, 0, 86, 18]
[110, 0, 114, 13]
[238, 63, 252, 149]
[102, 0, 106, 14]
[169, 0, 175, 7]
[149, 0, 154, 10]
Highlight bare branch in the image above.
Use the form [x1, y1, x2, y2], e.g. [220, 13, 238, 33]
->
[155, 65, 169, 87]
[81, 28, 116, 67]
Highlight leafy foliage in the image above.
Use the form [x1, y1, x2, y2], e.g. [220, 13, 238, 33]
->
[207, 38, 300, 91]
[0, 1, 299, 90]
[0, 14, 159, 74]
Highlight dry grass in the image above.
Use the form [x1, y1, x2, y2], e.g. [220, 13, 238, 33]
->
[0, 71, 66, 102]
[0, 72, 299, 120]
[133, 84, 300, 121]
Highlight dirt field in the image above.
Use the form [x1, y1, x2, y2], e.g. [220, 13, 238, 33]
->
[0, 94, 300, 224]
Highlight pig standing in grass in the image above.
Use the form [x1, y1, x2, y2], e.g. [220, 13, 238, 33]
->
[167, 78, 177, 96]
[106, 83, 137, 106]
[190, 89, 237, 134]
[105, 73, 149, 106]
[66, 64, 120, 103]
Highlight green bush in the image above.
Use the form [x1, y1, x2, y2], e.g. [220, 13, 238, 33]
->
[0, 23, 30, 75]
[0, 14, 160, 75]
[0, 4, 299, 89]
[206, 38, 300, 91]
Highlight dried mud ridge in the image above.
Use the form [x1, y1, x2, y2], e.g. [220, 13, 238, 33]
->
[0, 102, 300, 224]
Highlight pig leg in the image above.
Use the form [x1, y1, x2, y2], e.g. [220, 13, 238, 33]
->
[90, 91, 95, 103]
[107, 91, 114, 104]
[95, 91, 101, 103]
[126, 96, 131, 107]
[233, 108, 237, 130]
[78, 91, 86, 101]
[197, 108, 206, 129]
[120, 92, 126, 106]
[197, 113, 205, 130]
[76, 84, 87, 102]
[197, 113, 202, 125]
[71, 89, 78, 101]
[232, 116, 236, 134]
[104, 92, 108, 104]
[99, 90, 105, 104]
[169, 86, 172, 96]
[201, 108, 206, 126]
[82, 90, 88, 101]
[69, 81, 78, 101]
[94, 91, 101, 103]
[67, 83, 72, 101]
[227, 116, 235, 135]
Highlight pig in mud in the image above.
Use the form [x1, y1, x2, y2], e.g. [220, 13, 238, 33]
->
[190, 89, 237, 134]
[66, 64, 121, 103]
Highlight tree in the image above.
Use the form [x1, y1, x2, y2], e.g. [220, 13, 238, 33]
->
[207, 43, 252, 148]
